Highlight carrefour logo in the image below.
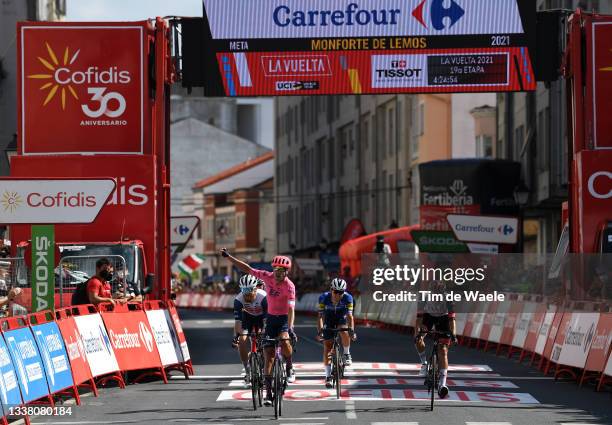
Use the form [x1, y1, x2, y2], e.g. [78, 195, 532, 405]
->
[412, 0, 465, 30]
[273, 3, 401, 27]
[27, 42, 130, 119]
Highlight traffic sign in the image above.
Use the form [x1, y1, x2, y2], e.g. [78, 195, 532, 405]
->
[410, 230, 468, 253]
[0, 178, 115, 224]
[447, 214, 518, 244]
[171, 216, 200, 245]
[467, 243, 499, 254]
[196, 0, 536, 96]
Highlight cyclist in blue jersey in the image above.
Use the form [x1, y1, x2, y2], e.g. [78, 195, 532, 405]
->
[316, 278, 356, 388]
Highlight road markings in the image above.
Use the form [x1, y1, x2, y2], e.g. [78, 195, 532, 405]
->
[217, 389, 539, 404]
[372, 423, 419, 425]
[466, 423, 513, 425]
[345, 400, 357, 419]
[291, 362, 493, 372]
[227, 378, 518, 388]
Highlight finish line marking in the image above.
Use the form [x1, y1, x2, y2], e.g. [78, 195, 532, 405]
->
[227, 378, 518, 388]
[217, 389, 539, 404]
[291, 362, 493, 372]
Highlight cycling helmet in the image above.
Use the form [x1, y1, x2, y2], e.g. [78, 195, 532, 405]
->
[330, 278, 347, 291]
[239, 274, 260, 292]
[271, 255, 292, 270]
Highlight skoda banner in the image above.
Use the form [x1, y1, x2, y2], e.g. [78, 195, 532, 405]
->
[31, 322, 74, 394]
[31, 225, 55, 312]
[196, 0, 536, 96]
[4, 328, 50, 404]
[0, 336, 23, 415]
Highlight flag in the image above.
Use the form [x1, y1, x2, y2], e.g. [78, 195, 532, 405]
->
[178, 253, 205, 276]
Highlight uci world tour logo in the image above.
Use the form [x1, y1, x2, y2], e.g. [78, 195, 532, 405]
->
[1, 191, 23, 213]
[412, 0, 465, 30]
[27, 42, 80, 110]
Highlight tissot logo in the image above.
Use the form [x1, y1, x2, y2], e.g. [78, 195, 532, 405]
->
[412, 0, 465, 31]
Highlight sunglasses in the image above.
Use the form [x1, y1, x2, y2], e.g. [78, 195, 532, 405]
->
[332, 290, 344, 294]
[240, 287, 256, 294]
[273, 267, 288, 272]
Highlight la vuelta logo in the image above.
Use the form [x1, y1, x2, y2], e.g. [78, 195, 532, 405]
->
[28, 42, 131, 122]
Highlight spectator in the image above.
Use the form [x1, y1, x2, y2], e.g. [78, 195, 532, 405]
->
[73, 258, 125, 306]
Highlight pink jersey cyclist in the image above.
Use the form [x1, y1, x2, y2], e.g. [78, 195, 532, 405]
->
[251, 269, 295, 315]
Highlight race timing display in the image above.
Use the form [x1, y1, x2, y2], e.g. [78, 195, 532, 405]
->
[201, 0, 536, 96]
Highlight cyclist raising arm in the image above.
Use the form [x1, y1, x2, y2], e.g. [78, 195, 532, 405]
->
[232, 275, 267, 386]
[221, 248, 297, 406]
[317, 278, 356, 388]
[415, 280, 456, 399]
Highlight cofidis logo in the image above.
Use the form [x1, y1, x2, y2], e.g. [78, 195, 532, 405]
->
[27, 42, 131, 125]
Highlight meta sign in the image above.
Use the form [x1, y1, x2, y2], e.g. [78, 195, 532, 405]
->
[18, 22, 149, 154]
[200, 0, 536, 96]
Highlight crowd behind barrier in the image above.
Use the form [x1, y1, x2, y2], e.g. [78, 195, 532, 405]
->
[175, 290, 612, 392]
[0, 300, 192, 424]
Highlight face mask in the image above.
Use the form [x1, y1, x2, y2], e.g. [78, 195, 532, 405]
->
[100, 270, 114, 281]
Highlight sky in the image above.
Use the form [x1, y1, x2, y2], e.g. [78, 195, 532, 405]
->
[66, 0, 202, 21]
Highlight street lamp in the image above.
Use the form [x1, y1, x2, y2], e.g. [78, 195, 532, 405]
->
[513, 181, 530, 253]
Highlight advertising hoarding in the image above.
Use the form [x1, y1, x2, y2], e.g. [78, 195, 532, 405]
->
[588, 20, 612, 149]
[199, 0, 536, 96]
[18, 22, 149, 155]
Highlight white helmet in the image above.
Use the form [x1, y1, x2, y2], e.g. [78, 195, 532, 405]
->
[239, 274, 260, 292]
[330, 278, 347, 292]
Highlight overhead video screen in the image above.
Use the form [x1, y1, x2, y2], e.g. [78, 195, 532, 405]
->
[200, 0, 536, 96]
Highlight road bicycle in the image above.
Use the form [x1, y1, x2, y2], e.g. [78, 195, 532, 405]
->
[262, 336, 290, 419]
[417, 330, 452, 411]
[327, 327, 350, 399]
[247, 330, 264, 410]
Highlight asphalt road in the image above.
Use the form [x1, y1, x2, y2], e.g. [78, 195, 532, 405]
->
[28, 309, 612, 425]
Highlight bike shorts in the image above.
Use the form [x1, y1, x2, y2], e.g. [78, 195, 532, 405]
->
[421, 313, 451, 345]
[322, 319, 348, 341]
[264, 314, 289, 347]
[241, 314, 264, 336]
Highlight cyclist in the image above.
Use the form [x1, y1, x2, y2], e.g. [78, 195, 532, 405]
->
[221, 249, 296, 406]
[232, 274, 267, 386]
[316, 278, 356, 388]
[415, 279, 456, 399]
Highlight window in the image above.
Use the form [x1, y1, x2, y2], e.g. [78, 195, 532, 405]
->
[476, 135, 493, 158]
[419, 102, 425, 136]
[235, 212, 245, 238]
[389, 173, 394, 224]
[364, 183, 369, 211]
[377, 107, 386, 159]
[362, 118, 369, 151]
[316, 139, 324, 185]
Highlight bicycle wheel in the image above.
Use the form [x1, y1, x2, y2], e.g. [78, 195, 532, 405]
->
[273, 359, 280, 419]
[430, 349, 437, 411]
[256, 353, 264, 407]
[249, 353, 258, 411]
[334, 344, 342, 399]
[278, 363, 285, 417]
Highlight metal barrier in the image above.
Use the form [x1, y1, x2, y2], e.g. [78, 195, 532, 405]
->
[58, 255, 128, 308]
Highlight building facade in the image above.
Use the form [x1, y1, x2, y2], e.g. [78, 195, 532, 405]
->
[0, 0, 66, 175]
[275, 93, 494, 256]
